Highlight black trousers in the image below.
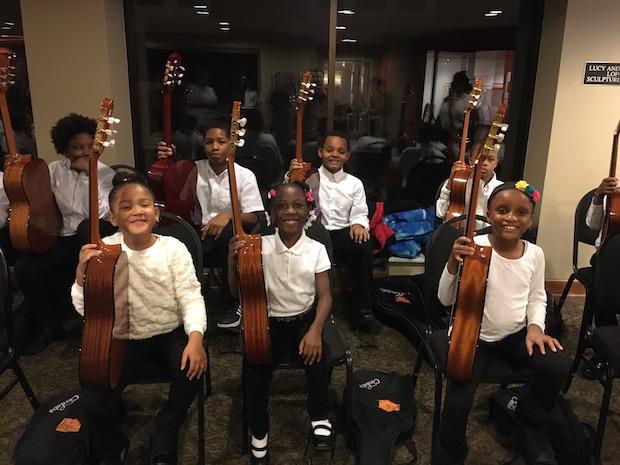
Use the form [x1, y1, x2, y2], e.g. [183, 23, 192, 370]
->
[438, 328, 570, 458]
[329, 228, 373, 311]
[201, 221, 235, 307]
[0, 226, 18, 265]
[244, 311, 330, 438]
[81, 327, 199, 461]
[14, 235, 80, 334]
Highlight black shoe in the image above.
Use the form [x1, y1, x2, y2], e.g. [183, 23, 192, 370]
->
[356, 309, 382, 335]
[249, 446, 269, 465]
[312, 423, 334, 451]
[23, 327, 64, 355]
[152, 453, 176, 465]
[517, 423, 557, 465]
[217, 304, 242, 329]
[150, 434, 177, 465]
[98, 437, 129, 465]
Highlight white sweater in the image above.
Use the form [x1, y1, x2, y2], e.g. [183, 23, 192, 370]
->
[72, 233, 207, 340]
[437, 234, 547, 342]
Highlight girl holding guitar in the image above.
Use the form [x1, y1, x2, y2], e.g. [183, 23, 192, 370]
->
[433, 179, 569, 465]
[14, 113, 116, 355]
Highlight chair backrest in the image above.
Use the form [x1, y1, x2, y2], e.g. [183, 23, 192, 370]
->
[572, 189, 599, 267]
[405, 156, 451, 207]
[110, 164, 147, 185]
[593, 233, 620, 316]
[154, 210, 203, 282]
[423, 214, 490, 330]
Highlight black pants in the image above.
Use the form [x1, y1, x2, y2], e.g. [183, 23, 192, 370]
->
[244, 311, 330, 438]
[329, 228, 373, 311]
[201, 221, 235, 307]
[15, 235, 80, 334]
[0, 226, 18, 265]
[438, 328, 570, 459]
[81, 327, 199, 461]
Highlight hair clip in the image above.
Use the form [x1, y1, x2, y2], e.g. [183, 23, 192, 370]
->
[514, 180, 541, 203]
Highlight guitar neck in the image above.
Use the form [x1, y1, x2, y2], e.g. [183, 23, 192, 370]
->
[465, 158, 484, 239]
[228, 155, 244, 234]
[610, 123, 620, 178]
[89, 153, 101, 244]
[458, 110, 472, 164]
[162, 92, 172, 146]
[295, 112, 304, 162]
[0, 93, 17, 155]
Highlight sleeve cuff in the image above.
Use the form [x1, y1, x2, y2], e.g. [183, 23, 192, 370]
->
[351, 218, 370, 229]
[185, 323, 206, 336]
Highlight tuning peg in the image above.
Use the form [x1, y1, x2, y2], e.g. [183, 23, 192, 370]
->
[179, 66, 185, 71]
[472, 101, 479, 107]
[107, 117, 121, 124]
[177, 80, 182, 85]
[236, 139, 245, 147]
[238, 117, 247, 127]
[500, 123, 509, 132]
[237, 129, 246, 137]
[309, 88, 315, 94]
[308, 96, 314, 101]
[104, 129, 118, 135]
[311, 82, 317, 87]
[494, 143, 501, 151]
[178, 73, 184, 78]
[496, 133, 505, 143]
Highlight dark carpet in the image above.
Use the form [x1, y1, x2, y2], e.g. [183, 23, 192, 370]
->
[1, 293, 619, 465]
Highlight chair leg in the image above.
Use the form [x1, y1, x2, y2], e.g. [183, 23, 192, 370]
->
[557, 273, 576, 312]
[412, 347, 424, 392]
[431, 369, 443, 450]
[241, 361, 249, 455]
[11, 361, 39, 410]
[593, 362, 613, 462]
[197, 378, 206, 465]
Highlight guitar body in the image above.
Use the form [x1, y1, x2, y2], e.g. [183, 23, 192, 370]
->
[80, 244, 128, 389]
[162, 159, 199, 225]
[446, 243, 492, 382]
[148, 158, 172, 202]
[603, 192, 620, 240]
[445, 166, 472, 226]
[4, 156, 61, 253]
[238, 233, 271, 364]
[290, 161, 312, 183]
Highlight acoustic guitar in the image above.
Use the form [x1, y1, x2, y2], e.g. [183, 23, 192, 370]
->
[290, 71, 316, 182]
[79, 98, 129, 389]
[601, 120, 620, 242]
[445, 106, 509, 382]
[228, 101, 270, 364]
[0, 47, 61, 253]
[444, 77, 483, 227]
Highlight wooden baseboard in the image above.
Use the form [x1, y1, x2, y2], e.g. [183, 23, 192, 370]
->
[545, 279, 585, 297]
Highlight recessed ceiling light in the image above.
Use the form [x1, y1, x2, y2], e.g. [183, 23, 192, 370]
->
[338, 9, 355, 15]
[220, 27, 230, 31]
[341, 38, 357, 43]
[219, 21, 230, 25]
[4, 22, 15, 26]
[193, 5, 208, 8]
[336, 25, 346, 30]
[1, 26, 11, 30]
[489, 10, 503, 14]
[484, 12, 498, 17]
[196, 10, 210, 15]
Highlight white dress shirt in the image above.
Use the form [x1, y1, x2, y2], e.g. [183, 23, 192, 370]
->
[262, 230, 331, 317]
[195, 160, 264, 226]
[316, 165, 369, 230]
[71, 233, 207, 340]
[585, 199, 604, 247]
[48, 158, 115, 236]
[437, 234, 547, 342]
[436, 172, 503, 224]
[0, 172, 10, 229]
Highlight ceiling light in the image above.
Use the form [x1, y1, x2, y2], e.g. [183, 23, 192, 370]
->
[484, 12, 498, 16]
[219, 21, 230, 25]
[341, 38, 357, 43]
[220, 27, 230, 31]
[1, 26, 11, 30]
[193, 5, 208, 8]
[196, 10, 210, 15]
[338, 9, 355, 15]
[489, 10, 503, 14]
[4, 22, 15, 26]
[336, 25, 346, 30]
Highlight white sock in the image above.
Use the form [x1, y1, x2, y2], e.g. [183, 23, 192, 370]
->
[251, 433, 268, 458]
[311, 419, 332, 436]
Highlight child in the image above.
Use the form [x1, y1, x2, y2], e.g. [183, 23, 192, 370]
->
[73, 173, 207, 465]
[435, 146, 503, 225]
[287, 131, 380, 333]
[15, 113, 116, 354]
[434, 181, 569, 465]
[585, 175, 619, 247]
[157, 121, 264, 328]
[228, 182, 333, 465]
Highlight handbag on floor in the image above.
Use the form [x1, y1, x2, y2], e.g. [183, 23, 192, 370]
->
[14, 391, 90, 465]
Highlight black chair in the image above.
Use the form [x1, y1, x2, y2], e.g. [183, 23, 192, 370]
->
[564, 233, 620, 462]
[556, 189, 598, 312]
[110, 164, 147, 184]
[404, 155, 451, 207]
[130, 210, 211, 465]
[240, 221, 353, 464]
[411, 215, 534, 448]
[0, 246, 39, 410]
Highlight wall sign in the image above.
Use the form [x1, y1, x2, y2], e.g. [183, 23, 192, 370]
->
[583, 62, 620, 85]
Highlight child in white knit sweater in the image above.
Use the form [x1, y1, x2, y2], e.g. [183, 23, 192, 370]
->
[72, 172, 207, 465]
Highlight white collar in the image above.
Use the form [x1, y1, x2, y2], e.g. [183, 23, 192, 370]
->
[273, 229, 307, 256]
[205, 160, 228, 179]
[319, 164, 346, 182]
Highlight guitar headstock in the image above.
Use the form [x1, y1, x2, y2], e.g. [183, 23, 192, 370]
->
[466, 76, 484, 113]
[92, 97, 119, 157]
[481, 103, 509, 155]
[296, 71, 316, 113]
[229, 100, 246, 158]
[162, 52, 184, 92]
[0, 47, 16, 95]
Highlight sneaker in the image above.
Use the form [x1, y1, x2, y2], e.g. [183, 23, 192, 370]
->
[217, 304, 242, 328]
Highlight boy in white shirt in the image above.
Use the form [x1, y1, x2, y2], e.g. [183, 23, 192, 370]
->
[288, 131, 380, 334]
